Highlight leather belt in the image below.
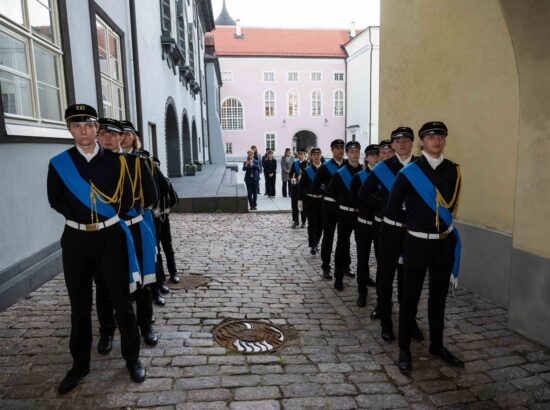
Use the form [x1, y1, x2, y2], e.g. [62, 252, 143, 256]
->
[374, 216, 382, 223]
[125, 215, 143, 226]
[323, 197, 336, 203]
[66, 215, 120, 232]
[357, 217, 373, 225]
[408, 225, 454, 240]
[339, 205, 359, 213]
[383, 216, 406, 228]
[307, 194, 322, 198]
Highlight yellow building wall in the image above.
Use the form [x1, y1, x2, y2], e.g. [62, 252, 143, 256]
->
[379, 0, 519, 234]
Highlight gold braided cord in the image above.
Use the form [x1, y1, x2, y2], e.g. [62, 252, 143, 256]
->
[435, 165, 461, 231]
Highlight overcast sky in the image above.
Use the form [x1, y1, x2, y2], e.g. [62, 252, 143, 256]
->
[211, 0, 380, 29]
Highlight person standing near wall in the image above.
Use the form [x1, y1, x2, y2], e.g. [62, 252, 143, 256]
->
[289, 148, 308, 228]
[263, 150, 277, 197]
[281, 148, 293, 197]
[251, 145, 262, 194]
[243, 150, 260, 210]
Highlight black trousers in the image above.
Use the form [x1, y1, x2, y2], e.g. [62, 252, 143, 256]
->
[334, 210, 359, 282]
[290, 184, 306, 224]
[378, 223, 406, 328]
[356, 220, 375, 294]
[320, 201, 350, 271]
[399, 233, 456, 353]
[305, 197, 323, 247]
[155, 214, 178, 285]
[61, 225, 140, 370]
[265, 174, 276, 196]
[282, 180, 290, 197]
[96, 223, 154, 335]
[245, 180, 258, 207]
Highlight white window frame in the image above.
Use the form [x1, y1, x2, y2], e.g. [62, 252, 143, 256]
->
[221, 71, 233, 82]
[263, 89, 275, 117]
[0, 0, 66, 124]
[225, 142, 232, 154]
[333, 71, 345, 82]
[221, 96, 245, 131]
[310, 71, 322, 82]
[333, 89, 344, 117]
[287, 71, 299, 82]
[265, 132, 276, 152]
[287, 89, 300, 117]
[311, 89, 322, 117]
[262, 71, 275, 82]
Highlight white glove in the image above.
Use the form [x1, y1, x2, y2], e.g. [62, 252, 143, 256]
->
[298, 200, 303, 211]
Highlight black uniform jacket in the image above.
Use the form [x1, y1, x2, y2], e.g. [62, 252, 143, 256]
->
[386, 155, 460, 234]
[47, 145, 134, 223]
[297, 164, 322, 201]
[288, 159, 308, 181]
[123, 152, 158, 217]
[311, 158, 346, 200]
[358, 155, 418, 222]
[326, 163, 363, 209]
[350, 167, 374, 220]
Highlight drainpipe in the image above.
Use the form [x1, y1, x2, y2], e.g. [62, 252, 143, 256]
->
[344, 55, 348, 143]
[368, 27, 373, 145]
[129, 0, 143, 137]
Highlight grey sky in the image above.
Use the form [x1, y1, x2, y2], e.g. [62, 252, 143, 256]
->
[211, 0, 380, 29]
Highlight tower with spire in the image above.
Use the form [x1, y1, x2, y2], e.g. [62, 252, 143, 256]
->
[215, 0, 236, 26]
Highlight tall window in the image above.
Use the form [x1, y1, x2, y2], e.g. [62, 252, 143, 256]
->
[176, 0, 187, 55]
[311, 89, 322, 117]
[265, 133, 276, 151]
[287, 71, 298, 82]
[311, 71, 322, 82]
[264, 89, 275, 117]
[225, 142, 232, 154]
[221, 97, 244, 130]
[288, 89, 299, 116]
[263, 71, 275, 82]
[0, 0, 65, 121]
[188, 24, 195, 73]
[96, 17, 125, 120]
[334, 89, 344, 116]
[160, 0, 171, 35]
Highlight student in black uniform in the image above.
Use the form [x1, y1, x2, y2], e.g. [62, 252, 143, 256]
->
[387, 121, 463, 371]
[289, 148, 308, 228]
[351, 144, 380, 307]
[359, 128, 423, 342]
[298, 147, 324, 255]
[326, 141, 362, 291]
[312, 139, 348, 279]
[47, 104, 145, 394]
[95, 118, 160, 349]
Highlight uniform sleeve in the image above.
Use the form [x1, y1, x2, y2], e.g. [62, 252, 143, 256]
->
[47, 163, 68, 217]
[325, 174, 340, 200]
[358, 172, 385, 212]
[350, 175, 361, 200]
[385, 173, 409, 221]
[140, 158, 158, 209]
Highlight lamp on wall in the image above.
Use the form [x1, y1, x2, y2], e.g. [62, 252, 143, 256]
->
[324, 118, 328, 124]
[283, 119, 286, 126]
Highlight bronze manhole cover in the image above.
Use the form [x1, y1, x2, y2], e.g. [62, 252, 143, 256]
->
[212, 320, 286, 353]
[168, 274, 208, 290]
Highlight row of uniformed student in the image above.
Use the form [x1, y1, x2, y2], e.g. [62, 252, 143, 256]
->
[288, 149, 308, 228]
[48, 104, 148, 393]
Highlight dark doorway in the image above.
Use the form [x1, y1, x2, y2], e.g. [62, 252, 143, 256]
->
[292, 130, 318, 153]
[192, 119, 199, 161]
[165, 100, 181, 177]
[182, 112, 191, 165]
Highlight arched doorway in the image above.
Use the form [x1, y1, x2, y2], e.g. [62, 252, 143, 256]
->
[292, 130, 318, 153]
[191, 119, 198, 161]
[181, 112, 191, 166]
[165, 99, 181, 177]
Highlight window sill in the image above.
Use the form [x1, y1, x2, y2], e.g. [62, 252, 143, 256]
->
[1, 123, 73, 144]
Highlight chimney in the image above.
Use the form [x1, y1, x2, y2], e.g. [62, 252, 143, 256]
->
[234, 19, 244, 39]
[350, 21, 356, 38]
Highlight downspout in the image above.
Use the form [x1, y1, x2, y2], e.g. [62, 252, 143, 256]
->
[204, 61, 212, 164]
[129, 0, 143, 137]
[344, 55, 348, 143]
[368, 27, 373, 145]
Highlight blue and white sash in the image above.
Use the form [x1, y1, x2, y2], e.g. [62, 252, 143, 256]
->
[305, 166, 316, 183]
[400, 162, 461, 283]
[372, 161, 396, 192]
[357, 169, 369, 185]
[126, 207, 157, 286]
[293, 160, 300, 175]
[325, 159, 338, 176]
[337, 166, 353, 192]
[50, 151, 141, 293]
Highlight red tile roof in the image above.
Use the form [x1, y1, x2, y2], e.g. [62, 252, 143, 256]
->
[211, 27, 352, 58]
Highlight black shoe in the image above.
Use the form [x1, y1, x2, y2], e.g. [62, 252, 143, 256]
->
[356, 293, 367, 307]
[301, 223, 306, 228]
[343, 268, 356, 278]
[370, 308, 381, 320]
[398, 350, 412, 371]
[142, 327, 159, 347]
[170, 273, 180, 284]
[58, 366, 90, 394]
[381, 326, 395, 342]
[334, 280, 343, 291]
[310, 247, 316, 255]
[366, 277, 377, 287]
[158, 282, 170, 295]
[411, 322, 425, 341]
[126, 360, 146, 383]
[153, 294, 166, 307]
[97, 334, 113, 354]
[322, 269, 332, 280]
[429, 346, 465, 368]
[151, 314, 156, 324]
[292, 222, 299, 228]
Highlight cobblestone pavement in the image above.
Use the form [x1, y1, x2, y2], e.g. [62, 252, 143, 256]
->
[1, 213, 550, 409]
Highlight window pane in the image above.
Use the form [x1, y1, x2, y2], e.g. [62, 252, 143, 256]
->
[108, 32, 119, 58]
[37, 82, 61, 120]
[33, 44, 58, 86]
[112, 85, 123, 110]
[0, 31, 28, 74]
[96, 22, 108, 74]
[110, 57, 120, 81]
[29, 0, 53, 43]
[0, 70, 32, 116]
[0, 0, 24, 25]
[101, 78, 111, 107]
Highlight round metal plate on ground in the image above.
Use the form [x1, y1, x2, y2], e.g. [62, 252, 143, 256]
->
[167, 274, 208, 290]
[212, 320, 287, 353]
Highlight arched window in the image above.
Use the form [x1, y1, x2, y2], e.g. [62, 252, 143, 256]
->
[221, 97, 244, 130]
[311, 89, 322, 117]
[264, 90, 275, 117]
[334, 89, 344, 116]
[288, 89, 299, 116]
